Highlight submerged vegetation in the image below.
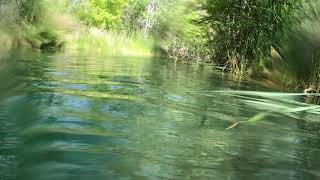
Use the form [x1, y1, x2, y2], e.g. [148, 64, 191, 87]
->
[0, 0, 320, 90]
[213, 90, 320, 129]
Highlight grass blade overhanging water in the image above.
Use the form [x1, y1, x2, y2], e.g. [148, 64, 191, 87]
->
[199, 90, 320, 129]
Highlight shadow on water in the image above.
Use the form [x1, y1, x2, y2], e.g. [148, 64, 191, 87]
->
[0, 50, 320, 179]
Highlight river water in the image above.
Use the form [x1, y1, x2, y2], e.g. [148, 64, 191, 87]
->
[0, 51, 320, 180]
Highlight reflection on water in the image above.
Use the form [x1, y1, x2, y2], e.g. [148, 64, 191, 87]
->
[0, 51, 320, 180]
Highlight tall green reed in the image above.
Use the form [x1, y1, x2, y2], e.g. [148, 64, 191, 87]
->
[201, 0, 301, 74]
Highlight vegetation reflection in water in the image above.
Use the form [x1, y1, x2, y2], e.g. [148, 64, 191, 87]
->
[0, 52, 320, 180]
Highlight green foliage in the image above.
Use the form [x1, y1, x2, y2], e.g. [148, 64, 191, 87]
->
[124, 0, 207, 61]
[66, 28, 155, 57]
[17, 0, 44, 24]
[76, 0, 128, 30]
[122, 0, 149, 32]
[0, 0, 71, 27]
[156, 0, 208, 62]
[202, 0, 301, 72]
[0, 0, 42, 29]
[281, 26, 320, 84]
[122, 0, 174, 36]
[0, 0, 73, 51]
[275, 1, 320, 87]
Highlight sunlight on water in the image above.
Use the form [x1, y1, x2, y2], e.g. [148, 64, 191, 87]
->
[0, 51, 320, 180]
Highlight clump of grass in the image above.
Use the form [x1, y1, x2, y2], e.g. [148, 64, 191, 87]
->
[65, 28, 155, 57]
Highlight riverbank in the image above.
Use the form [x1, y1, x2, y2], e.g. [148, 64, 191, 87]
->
[0, 16, 155, 58]
[1, 0, 319, 94]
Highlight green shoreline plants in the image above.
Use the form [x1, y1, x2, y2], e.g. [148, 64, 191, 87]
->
[1, 0, 320, 90]
[201, 0, 302, 74]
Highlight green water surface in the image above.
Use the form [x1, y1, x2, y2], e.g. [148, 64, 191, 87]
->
[0, 51, 320, 180]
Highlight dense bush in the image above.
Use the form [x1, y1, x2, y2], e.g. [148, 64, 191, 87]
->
[202, 0, 301, 73]
[123, 0, 207, 61]
[0, 0, 41, 28]
[122, 0, 149, 33]
[76, 0, 128, 30]
[279, 1, 320, 87]
[17, 0, 43, 23]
